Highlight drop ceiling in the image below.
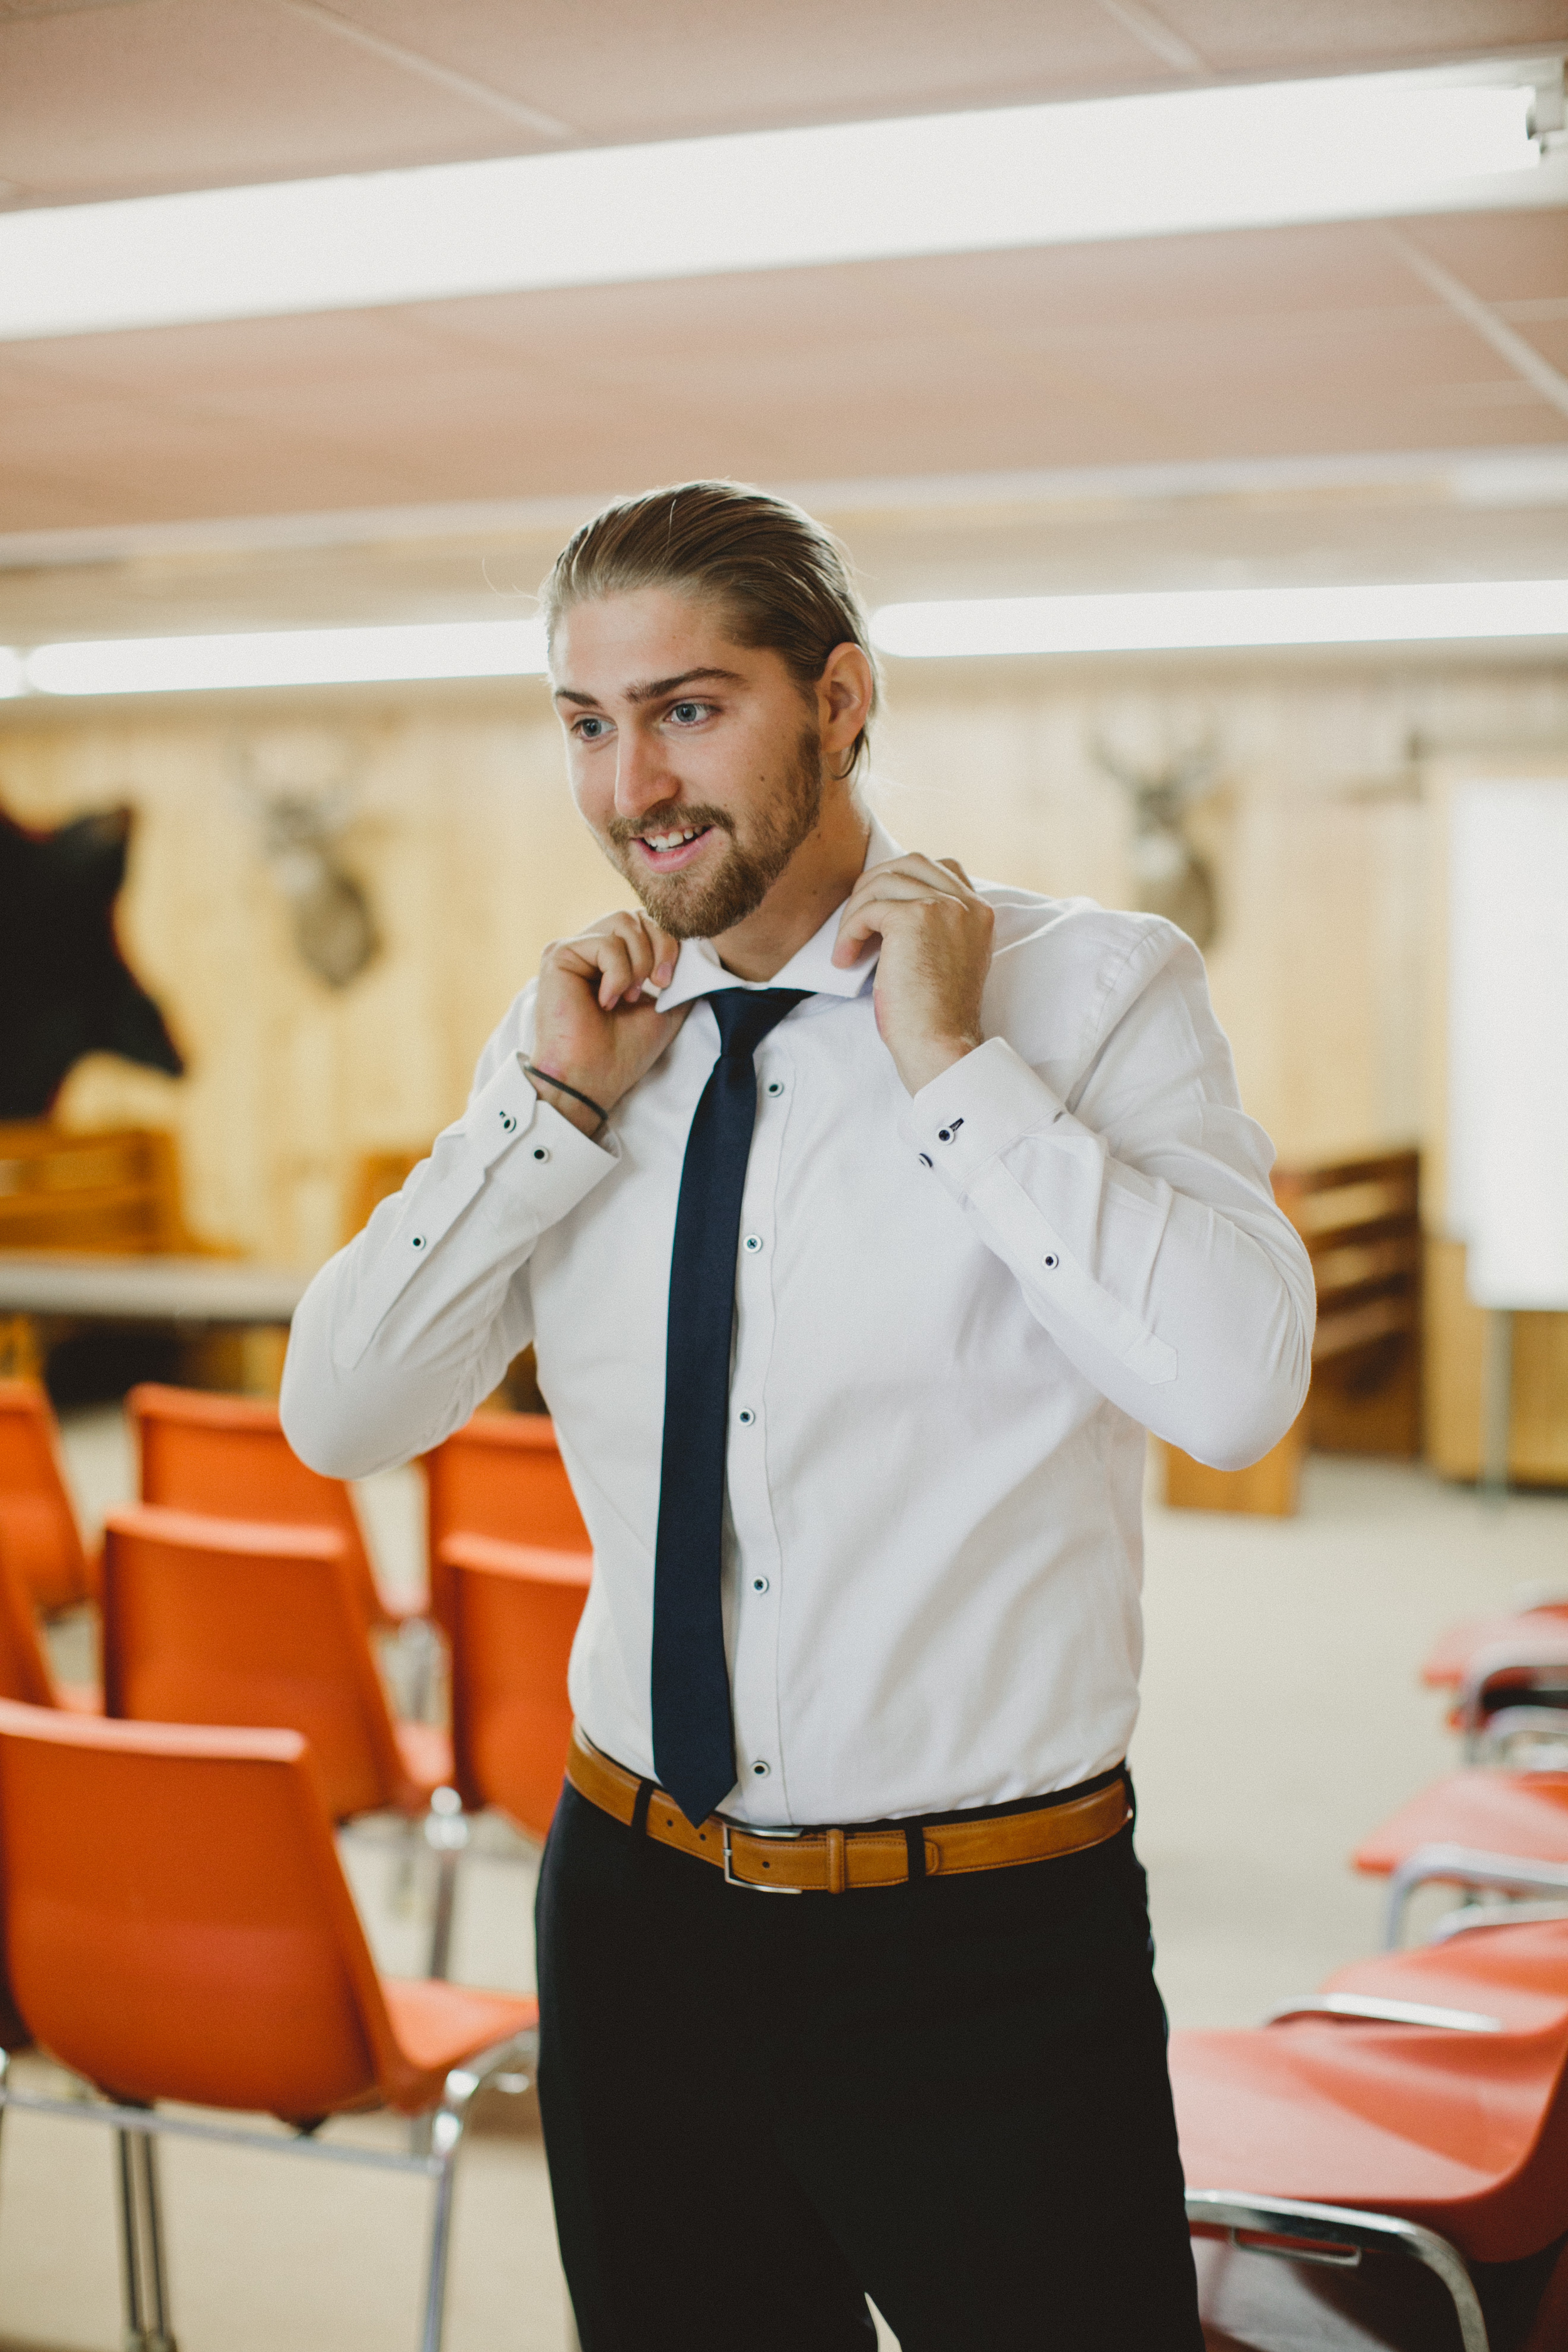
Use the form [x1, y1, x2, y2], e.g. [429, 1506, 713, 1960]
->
[1, 0, 1565, 635]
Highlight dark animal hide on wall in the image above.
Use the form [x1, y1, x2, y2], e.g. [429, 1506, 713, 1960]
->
[0, 802, 184, 1119]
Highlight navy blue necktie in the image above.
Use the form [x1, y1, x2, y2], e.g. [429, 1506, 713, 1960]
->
[652, 987, 808, 1825]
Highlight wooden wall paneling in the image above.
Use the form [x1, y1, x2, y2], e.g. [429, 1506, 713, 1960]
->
[0, 665, 1564, 1296]
[1425, 1237, 1568, 1487]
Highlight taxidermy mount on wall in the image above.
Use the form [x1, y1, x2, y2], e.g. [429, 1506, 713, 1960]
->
[234, 730, 380, 990]
[1090, 733, 1222, 953]
[0, 800, 183, 1120]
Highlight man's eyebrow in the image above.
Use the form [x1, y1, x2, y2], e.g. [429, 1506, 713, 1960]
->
[552, 665, 744, 708]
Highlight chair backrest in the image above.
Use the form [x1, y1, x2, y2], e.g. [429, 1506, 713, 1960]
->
[128, 1384, 389, 1629]
[0, 1700, 416, 2114]
[443, 1534, 590, 1838]
[101, 1505, 412, 1820]
[0, 1535, 60, 1710]
[423, 1414, 590, 1633]
[0, 1380, 96, 1614]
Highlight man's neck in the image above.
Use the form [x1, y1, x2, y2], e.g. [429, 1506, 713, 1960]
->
[709, 794, 871, 982]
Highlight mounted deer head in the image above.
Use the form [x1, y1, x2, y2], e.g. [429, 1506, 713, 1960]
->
[1089, 731, 1222, 953]
[233, 731, 381, 990]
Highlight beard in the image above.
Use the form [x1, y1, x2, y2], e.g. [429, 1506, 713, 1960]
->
[600, 721, 825, 940]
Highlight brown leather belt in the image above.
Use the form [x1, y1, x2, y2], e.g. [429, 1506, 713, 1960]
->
[566, 1724, 1131, 1893]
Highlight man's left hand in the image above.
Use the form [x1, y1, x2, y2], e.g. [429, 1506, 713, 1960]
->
[832, 854, 995, 1096]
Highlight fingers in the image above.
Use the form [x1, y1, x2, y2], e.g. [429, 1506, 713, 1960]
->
[551, 911, 681, 1008]
[832, 855, 980, 966]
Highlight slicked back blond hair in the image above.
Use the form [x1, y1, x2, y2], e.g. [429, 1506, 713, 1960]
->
[541, 480, 879, 772]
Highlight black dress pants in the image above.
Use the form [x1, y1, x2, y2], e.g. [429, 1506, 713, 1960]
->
[535, 1779, 1204, 2351]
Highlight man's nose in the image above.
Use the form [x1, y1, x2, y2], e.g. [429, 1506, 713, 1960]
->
[613, 730, 675, 820]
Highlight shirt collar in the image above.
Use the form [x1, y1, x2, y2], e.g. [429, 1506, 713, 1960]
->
[655, 815, 902, 1014]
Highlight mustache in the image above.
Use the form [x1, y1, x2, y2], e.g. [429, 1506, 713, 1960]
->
[604, 801, 734, 849]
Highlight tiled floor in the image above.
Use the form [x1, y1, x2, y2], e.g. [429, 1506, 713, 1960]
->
[4, 1416, 1564, 2351]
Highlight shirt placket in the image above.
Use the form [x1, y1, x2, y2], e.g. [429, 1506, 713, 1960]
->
[723, 1032, 792, 1825]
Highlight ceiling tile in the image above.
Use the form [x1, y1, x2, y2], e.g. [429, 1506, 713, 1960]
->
[0, 0, 548, 204]
[4, 211, 1565, 532]
[325, 0, 1171, 144]
[1394, 209, 1568, 307]
[1161, 1, 1568, 73]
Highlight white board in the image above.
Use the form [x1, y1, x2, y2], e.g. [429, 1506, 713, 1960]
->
[1449, 779, 1568, 1310]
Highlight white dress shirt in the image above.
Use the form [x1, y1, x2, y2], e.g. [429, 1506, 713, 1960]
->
[282, 818, 1313, 1828]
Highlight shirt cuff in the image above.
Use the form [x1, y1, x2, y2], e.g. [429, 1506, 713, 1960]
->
[897, 1037, 1065, 1200]
[462, 1052, 620, 1217]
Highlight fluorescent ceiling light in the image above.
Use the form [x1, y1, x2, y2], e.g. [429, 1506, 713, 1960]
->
[0, 69, 1551, 342]
[16, 618, 549, 697]
[4, 582, 1562, 700]
[872, 580, 1568, 657]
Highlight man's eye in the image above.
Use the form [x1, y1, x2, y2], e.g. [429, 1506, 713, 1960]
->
[669, 701, 711, 724]
[575, 716, 608, 739]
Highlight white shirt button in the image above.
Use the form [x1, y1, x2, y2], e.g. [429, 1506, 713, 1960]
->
[532, 1146, 549, 1162]
[751, 1759, 770, 1777]
[410, 1234, 426, 1250]
[765, 1079, 785, 1096]
[737, 1407, 756, 1427]
[1042, 1253, 1059, 1269]
[500, 1111, 517, 1133]
[751, 1576, 770, 1594]
[743, 1234, 763, 1253]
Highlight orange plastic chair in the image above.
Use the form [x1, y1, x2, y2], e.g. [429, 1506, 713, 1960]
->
[0, 1533, 98, 1714]
[422, 1412, 589, 1634]
[443, 1534, 591, 1840]
[1423, 1599, 1568, 1693]
[0, 1700, 536, 2352]
[128, 1382, 421, 1628]
[1174, 1918, 1568, 2350]
[1348, 1771, 1568, 1956]
[101, 1503, 448, 1822]
[0, 1379, 97, 1614]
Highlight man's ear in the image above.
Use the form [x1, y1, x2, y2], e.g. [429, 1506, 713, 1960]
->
[818, 642, 876, 768]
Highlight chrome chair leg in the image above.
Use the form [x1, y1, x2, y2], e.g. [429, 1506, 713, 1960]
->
[425, 1789, 469, 1981]
[418, 2067, 483, 2352]
[115, 2128, 144, 2349]
[401, 1616, 439, 1725]
[114, 2111, 178, 2351]
[418, 2037, 536, 2352]
[134, 2129, 176, 2351]
[1187, 2190, 1488, 2352]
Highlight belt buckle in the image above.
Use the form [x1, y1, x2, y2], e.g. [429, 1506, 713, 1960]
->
[722, 1820, 804, 1893]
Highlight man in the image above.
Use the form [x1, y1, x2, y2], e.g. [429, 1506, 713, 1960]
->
[283, 480, 1313, 2349]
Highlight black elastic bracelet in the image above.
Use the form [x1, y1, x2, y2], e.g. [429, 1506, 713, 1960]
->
[524, 1064, 609, 1128]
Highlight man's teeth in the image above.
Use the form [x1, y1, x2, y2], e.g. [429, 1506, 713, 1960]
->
[643, 826, 704, 852]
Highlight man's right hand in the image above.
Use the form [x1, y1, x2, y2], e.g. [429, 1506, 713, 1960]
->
[530, 911, 690, 1135]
